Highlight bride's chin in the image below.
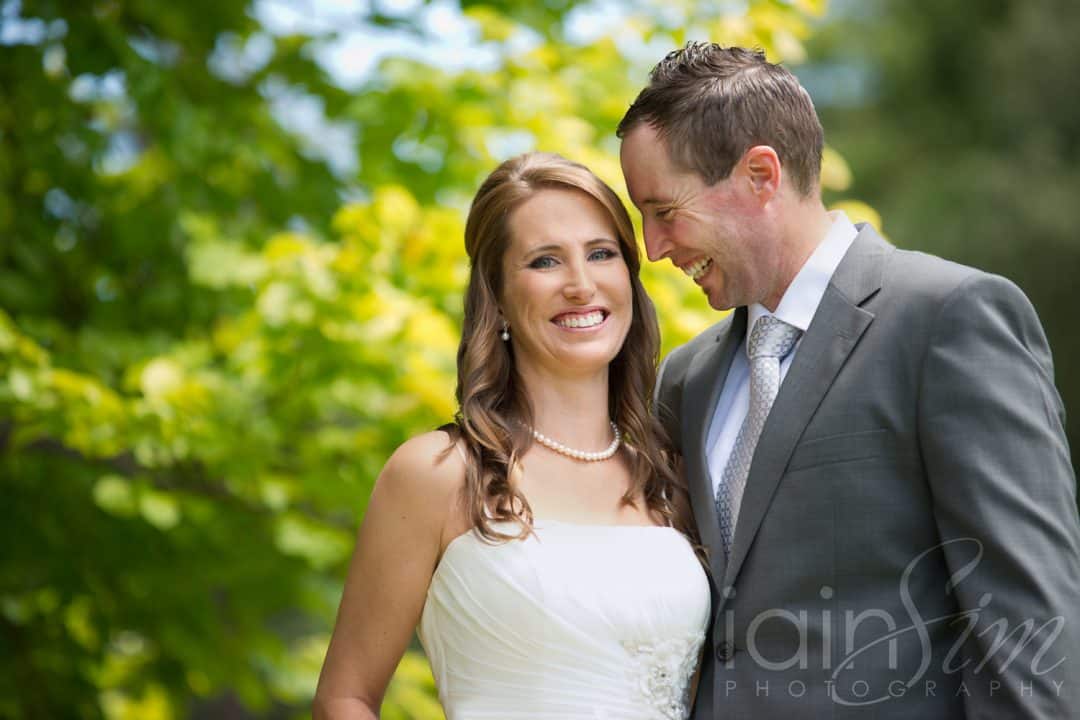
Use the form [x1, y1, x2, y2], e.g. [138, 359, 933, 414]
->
[555, 355, 619, 376]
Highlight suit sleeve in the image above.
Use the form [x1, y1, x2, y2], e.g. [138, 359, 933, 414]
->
[918, 272, 1080, 718]
[654, 350, 684, 454]
[654, 351, 671, 409]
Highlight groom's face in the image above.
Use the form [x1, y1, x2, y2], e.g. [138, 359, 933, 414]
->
[620, 123, 776, 311]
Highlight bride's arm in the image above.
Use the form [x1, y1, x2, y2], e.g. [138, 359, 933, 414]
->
[313, 432, 461, 719]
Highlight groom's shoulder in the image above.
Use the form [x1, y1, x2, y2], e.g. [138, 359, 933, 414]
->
[884, 246, 1021, 306]
[852, 224, 992, 303]
[889, 246, 980, 286]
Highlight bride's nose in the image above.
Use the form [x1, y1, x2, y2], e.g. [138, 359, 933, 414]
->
[562, 261, 596, 302]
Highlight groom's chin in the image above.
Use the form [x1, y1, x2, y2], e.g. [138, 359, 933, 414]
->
[704, 291, 736, 312]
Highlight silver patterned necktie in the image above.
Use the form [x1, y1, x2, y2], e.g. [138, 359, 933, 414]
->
[716, 315, 802, 556]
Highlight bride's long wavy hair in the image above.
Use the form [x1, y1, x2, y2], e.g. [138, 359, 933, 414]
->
[446, 152, 693, 543]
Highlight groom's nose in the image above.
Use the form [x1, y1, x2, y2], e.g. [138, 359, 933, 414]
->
[642, 220, 674, 262]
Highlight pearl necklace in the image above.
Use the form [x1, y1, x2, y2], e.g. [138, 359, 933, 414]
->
[529, 421, 621, 462]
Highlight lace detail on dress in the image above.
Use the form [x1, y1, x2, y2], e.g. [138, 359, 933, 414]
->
[622, 632, 705, 719]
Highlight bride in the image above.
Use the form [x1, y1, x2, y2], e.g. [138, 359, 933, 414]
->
[313, 152, 710, 719]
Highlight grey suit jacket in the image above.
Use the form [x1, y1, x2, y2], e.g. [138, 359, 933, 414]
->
[657, 225, 1080, 719]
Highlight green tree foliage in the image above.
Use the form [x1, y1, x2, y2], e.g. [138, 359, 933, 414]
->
[1, 1, 866, 717]
[809, 0, 1080, 462]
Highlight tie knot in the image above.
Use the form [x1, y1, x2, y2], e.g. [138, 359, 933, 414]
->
[748, 315, 802, 360]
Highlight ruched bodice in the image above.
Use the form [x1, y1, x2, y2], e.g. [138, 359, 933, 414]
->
[418, 521, 711, 719]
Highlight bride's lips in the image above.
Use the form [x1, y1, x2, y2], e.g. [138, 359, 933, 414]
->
[550, 307, 610, 332]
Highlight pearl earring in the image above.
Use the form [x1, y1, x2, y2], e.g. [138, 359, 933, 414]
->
[501, 324, 510, 342]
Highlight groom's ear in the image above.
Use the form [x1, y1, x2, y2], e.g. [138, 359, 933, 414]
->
[742, 145, 781, 202]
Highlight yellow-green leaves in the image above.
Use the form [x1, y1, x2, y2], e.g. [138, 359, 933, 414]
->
[792, 0, 829, 18]
[139, 488, 182, 530]
[821, 146, 853, 192]
[464, 6, 518, 43]
[187, 240, 267, 289]
[274, 514, 352, 570]
[139, 358, 185, 401]
[382, 651, 446, 720]
[94, 474, 137, 516]
[100, 684, 174, 720]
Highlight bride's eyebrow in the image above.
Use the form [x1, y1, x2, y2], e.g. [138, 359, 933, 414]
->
[526, 243, 564, 255]
[537, 238, 617, 250]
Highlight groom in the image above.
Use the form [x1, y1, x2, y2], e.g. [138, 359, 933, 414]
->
[619, 43, 1080, 718]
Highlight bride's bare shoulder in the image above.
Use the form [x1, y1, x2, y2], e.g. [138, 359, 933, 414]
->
[372, 430, 470, 550]
[382, 428, 464, 484]
[375, 429, 467, 510]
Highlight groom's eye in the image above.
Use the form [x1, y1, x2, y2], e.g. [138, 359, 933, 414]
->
[655, 207, 674, 220]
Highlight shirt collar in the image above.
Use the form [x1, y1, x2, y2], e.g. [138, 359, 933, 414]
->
[746, 210, 858, 343]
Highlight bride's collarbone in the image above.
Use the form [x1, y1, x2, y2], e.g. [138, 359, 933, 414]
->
[517, 447, 634, 483]
[518, 471, 657, 529]
[519, 458, 633, 501]
[436, 451, 657, 548]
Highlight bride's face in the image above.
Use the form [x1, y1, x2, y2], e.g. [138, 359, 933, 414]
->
[499, 188, 633, 381]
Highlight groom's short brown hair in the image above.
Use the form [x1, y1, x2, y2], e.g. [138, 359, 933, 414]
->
[617, 43, 824, 197]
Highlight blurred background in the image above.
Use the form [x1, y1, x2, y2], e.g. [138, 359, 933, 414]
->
[1, 0, 1077, 717]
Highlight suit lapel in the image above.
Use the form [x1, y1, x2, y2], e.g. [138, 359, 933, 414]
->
[719, 226, 892, 597]
[683, 308, 746, 584]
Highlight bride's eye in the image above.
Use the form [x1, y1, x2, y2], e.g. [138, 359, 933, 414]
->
[588, 248, 618, 261]
[528, 255, 558, 269]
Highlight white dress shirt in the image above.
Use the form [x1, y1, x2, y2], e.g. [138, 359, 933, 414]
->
[706, 211, 859, 498]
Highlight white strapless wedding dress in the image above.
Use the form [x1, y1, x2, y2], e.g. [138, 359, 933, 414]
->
[418, 520, 711, 719]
